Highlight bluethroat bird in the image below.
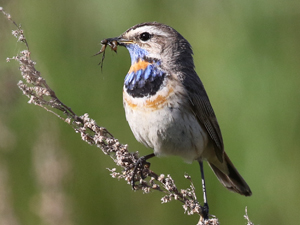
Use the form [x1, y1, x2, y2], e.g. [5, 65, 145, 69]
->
[97, 22, 252, 219]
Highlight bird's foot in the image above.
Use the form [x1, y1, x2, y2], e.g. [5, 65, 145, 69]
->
[131, 153, 155, 189]
[201, 202, 209, 220]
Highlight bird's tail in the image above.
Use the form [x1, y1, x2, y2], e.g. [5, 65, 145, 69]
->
[208, 152, 252, 196]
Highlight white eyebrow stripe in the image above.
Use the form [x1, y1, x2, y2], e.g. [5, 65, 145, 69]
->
[127, 26, 169, 37]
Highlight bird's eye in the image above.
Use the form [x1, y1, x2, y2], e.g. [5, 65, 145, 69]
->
[139, 32, 151, 41]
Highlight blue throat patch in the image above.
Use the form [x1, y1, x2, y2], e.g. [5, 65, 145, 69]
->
[124, 44, 165, 98]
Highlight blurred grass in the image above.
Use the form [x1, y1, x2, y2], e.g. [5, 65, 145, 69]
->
[1, 0, 300, 224]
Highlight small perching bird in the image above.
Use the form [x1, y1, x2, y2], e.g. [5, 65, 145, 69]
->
[98, 22, 252, 220]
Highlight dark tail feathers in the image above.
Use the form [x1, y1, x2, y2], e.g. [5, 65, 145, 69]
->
[208, 152, 252, 196]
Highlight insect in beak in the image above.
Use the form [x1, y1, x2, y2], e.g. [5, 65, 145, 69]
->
[94, 37, 119, 70]
[94, 37, 133, 70]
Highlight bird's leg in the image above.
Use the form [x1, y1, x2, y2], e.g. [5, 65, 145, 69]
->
[199, 160, 209, 220]
[131, 153, 156, 189]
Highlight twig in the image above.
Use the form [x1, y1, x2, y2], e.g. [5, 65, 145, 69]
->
[244, 207, 254, 225]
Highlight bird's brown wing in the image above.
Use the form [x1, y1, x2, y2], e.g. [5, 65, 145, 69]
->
[183, 73, 224, 162]
[183, 74, 252, 196]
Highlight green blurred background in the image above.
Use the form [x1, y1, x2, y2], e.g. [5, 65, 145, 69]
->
[1, 0, 300, 224]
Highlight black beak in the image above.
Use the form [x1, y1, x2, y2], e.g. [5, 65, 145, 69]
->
[101, 36, 132, 49]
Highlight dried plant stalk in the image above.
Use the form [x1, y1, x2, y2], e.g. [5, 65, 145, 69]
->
[1, 7, 254, 225]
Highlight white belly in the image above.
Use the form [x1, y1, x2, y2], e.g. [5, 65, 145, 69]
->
[123, 81, 209, 163]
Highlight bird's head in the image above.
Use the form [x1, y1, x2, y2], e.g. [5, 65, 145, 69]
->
[102, 22, 195, 71]
[98, 22, 196, 98]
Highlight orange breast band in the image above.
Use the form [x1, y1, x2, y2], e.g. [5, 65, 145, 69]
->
[128, 59, 150, 74]
[124, 87, 174, 110]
